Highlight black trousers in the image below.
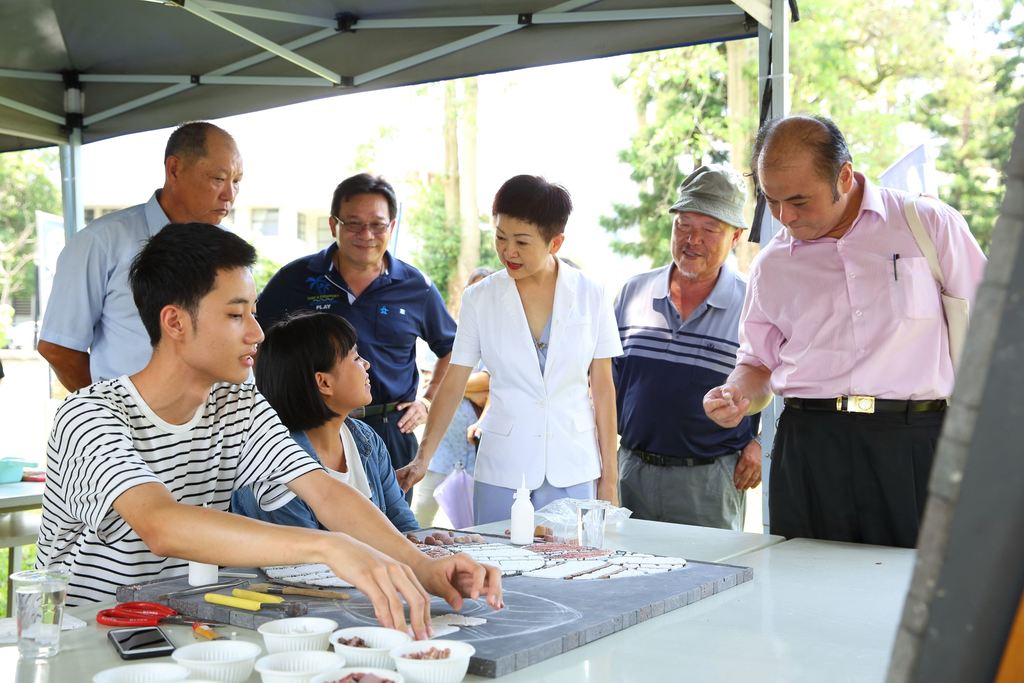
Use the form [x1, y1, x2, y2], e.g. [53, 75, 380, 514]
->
[361, 411, 418, 503]
[769, 405, 944, 548]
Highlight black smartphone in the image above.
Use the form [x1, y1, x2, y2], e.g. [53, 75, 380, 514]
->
[107, 626, 176, 660]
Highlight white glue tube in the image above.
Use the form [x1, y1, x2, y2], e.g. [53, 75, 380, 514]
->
[510, 475, 534, 545]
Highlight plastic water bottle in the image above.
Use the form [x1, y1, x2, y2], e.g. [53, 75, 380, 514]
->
[510, 475, 534, 545]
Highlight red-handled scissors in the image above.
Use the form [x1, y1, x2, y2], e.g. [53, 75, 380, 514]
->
[96, 601, 196, 627]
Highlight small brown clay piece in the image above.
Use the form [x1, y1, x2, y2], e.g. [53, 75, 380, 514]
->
[337, 635, 370, 648]
[402, 646, 451, 660]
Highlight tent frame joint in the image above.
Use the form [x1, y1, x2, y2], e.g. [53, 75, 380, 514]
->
[63, 113, 83, 134]
[62, 70, 84, 135]
[518, 13, 533, 25]
[336, 12, 358, 32]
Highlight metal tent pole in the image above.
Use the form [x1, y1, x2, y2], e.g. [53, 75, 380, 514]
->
[753, 0, 791, 533]
[59, 77, 85, 238]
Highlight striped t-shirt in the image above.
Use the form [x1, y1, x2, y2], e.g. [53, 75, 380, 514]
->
[36, 376, 324, 605]
[613, 261, 757, 458]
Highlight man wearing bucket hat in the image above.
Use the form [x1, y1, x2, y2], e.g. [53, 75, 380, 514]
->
[613, 164, 760, 530]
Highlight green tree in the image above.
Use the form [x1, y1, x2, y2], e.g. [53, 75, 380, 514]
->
[0, 150, 61, 308]
[603, 0, 1013, 260]
[599, 45, 733, 265]
[405, 77, 495, 307]
[787, 0, 966, 180]
[408, 175, 499, 305]
[252, 254, 283, 293]
[913, 3, 1023, 251]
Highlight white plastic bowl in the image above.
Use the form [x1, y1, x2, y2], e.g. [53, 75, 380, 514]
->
[254, 650, 345, 683]
[171, 640, 262, 683]
[310, 666, 406, 683]
[330, 626, 412, 669]
[258, 616, 338, 653]
[389, 640, 475, 683]
[92, 662, 190, 683]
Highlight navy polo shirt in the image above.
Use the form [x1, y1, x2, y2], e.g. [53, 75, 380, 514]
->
[613, 261, 757, 459]
[256, 244, 456, 405]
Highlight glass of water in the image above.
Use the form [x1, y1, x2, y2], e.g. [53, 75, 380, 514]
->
[11, 568, 70, 658]
[576, 500, 609, 548]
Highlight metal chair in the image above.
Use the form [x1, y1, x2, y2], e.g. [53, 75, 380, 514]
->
[0, 510, 42, 616]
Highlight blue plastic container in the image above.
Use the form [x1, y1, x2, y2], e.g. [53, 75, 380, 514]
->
[0, 458, 37, 484]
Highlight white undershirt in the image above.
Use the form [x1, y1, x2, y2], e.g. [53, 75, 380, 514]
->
[325, 422, 372, 500]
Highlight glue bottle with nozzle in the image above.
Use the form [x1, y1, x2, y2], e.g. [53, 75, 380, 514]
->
[510, 475, 534, 545]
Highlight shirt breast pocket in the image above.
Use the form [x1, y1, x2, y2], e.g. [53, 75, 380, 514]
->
[890, 256, 942, 319]
[374, 305, 418, 346]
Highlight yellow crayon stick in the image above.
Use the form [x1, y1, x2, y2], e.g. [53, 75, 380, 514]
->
[204, 593, 261, 611]
[231, 588, 285, 604]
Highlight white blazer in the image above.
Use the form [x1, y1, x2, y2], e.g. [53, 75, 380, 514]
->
[450, 263, 622, 490]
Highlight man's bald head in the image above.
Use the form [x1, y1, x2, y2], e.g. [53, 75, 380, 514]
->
[751, 115, 852, 201]
[164, 121, 236, 166]
[160, 121, 243, 225]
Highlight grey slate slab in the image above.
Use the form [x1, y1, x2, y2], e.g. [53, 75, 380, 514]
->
[117, 534, 751, 677]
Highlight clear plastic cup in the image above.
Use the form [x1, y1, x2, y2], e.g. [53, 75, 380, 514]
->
[11, 568, 70, 658]
[576, 500, 608, 548]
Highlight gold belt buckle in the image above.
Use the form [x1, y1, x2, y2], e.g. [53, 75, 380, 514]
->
[845, 395, 875, 414]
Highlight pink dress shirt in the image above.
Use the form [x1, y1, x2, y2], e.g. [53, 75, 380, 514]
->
[737, 174, 987, 400]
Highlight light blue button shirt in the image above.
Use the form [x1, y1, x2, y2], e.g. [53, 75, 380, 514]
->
[39, 192, 170, 382]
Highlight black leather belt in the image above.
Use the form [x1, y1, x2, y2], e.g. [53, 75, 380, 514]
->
[783, 397, 947, 414]
[349, 402, 402, 419]
[631, 449, 726, 467]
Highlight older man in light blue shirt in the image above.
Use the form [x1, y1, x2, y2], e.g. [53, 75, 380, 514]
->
[38, 122, 243, 391]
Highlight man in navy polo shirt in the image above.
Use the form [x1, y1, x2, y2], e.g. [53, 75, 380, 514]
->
[257, 174, 456, 494]
[614, 165, 760, 530]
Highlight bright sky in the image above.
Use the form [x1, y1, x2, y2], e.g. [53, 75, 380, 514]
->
[79, 53, 654, 290]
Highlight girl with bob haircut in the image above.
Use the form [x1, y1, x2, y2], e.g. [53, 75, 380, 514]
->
[396, 175, 622, 524]
[232, 311, 417, 531]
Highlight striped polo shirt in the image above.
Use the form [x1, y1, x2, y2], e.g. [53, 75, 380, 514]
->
[36, 377, 323, 605]
[613, 261, 757, 459]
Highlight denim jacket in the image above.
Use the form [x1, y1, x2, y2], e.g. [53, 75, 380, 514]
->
[230, 418, 419, 532]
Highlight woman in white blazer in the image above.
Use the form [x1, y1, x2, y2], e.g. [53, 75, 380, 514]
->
[397, 175, 622, 524]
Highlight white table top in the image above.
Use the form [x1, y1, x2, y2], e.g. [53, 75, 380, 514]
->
[0, 481, 44, 514]
[464, 538, 915, 682]
[2, 533, 913, 683]
[470, 517, 784, 563]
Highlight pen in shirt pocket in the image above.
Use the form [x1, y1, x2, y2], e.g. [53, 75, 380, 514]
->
[892, 253, 900, 281]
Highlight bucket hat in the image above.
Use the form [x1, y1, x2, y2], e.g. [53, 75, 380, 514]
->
[669, 164, 749, 229]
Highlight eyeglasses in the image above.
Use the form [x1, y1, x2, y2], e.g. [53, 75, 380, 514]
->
[332, 216, 392, 235]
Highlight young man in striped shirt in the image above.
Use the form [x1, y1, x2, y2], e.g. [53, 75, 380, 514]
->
[36, 223, 502, 637]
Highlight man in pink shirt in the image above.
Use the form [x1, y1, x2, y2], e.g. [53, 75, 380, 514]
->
[703, 115, 986, 547]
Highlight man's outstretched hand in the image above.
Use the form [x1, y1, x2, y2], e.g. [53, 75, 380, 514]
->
[703, 384, 750, 428]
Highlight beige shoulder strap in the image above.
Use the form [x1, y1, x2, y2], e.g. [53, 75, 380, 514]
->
[903, 194, 946, 289]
